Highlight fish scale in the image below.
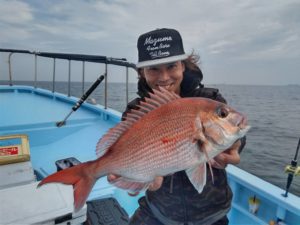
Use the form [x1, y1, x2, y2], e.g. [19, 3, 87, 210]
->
[111, 108, 199, 179]
[106, 113, 201, 180]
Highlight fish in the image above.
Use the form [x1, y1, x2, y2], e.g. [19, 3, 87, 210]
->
[38, 88, 250, 211]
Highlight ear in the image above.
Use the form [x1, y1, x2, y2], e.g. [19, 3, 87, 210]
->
[138, 68, 145, 78]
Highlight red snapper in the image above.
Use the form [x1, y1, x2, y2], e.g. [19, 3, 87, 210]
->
[38, 88, 250, 211]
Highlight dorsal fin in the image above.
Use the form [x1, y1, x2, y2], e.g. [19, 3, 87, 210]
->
[95, 87, 180, 157]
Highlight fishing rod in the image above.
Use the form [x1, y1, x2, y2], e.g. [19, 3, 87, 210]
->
[56, 74, 105, 127]
[282, 137, 300, 197]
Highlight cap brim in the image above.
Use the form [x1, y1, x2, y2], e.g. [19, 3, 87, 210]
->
[136, 54, 188, 68]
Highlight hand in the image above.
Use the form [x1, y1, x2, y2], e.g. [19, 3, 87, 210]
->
[148, 176, 164, 191]
[107, 174, 119, 183]
[211, 140, 241, 169]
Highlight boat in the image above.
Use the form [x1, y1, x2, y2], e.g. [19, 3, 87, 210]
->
[0, 48, 299, 225]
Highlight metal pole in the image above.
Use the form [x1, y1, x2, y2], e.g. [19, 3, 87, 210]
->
[8, 52, 13, 86]
[52, 58, 56, 93]
[126, 66, 129, 105]
[104, 63, 108, 109]
[34, 54, 37, 88]
[68, 60, 71, 97]
[82, 61, 85, 96]
[294, 138, 300, 161]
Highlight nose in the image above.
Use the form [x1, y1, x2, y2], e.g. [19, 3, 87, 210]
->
[158, 68, 170, 82]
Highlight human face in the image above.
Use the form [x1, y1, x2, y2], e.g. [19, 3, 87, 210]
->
[142, 61, 185, 94]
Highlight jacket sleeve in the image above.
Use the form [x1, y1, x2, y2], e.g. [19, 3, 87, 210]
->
[238, 136, 247, 153]
[193, 87, 227, 104]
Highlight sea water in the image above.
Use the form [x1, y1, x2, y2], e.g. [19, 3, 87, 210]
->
[1, 80, 300, 197]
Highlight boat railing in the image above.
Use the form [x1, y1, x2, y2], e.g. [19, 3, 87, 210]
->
[0, 48, 137, 108]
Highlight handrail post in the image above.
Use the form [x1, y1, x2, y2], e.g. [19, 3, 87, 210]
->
[52, 58, 56, 93]
[8, 52, 13, 86]
[82, 61, 85, 96]
[104, 63, 108, 109]
[68, 60, 71, 97]
[126, 66, 129, 105]
[34, 54, 37, 88]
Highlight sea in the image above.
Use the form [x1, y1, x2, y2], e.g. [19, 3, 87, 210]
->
[1, 80, 300, 197]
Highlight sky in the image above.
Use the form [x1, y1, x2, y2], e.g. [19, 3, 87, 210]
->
[0, 0, 300, 85]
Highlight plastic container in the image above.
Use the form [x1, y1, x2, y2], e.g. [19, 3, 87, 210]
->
[0, 134, 30, 165]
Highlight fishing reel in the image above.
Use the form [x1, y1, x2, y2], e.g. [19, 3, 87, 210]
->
[282, 138, 300, 197]
[284, 164, 300, 176]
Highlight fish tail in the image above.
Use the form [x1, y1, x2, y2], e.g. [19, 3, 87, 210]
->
[38, 161, 97, 212]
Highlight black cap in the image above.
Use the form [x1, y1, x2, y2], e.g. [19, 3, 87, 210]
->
[136, 28, 188, 68]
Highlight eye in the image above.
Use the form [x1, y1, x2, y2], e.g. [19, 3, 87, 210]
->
[217, 106, 229, 118]
[167, 63, 177, 70]
[149, 67, 159, 72]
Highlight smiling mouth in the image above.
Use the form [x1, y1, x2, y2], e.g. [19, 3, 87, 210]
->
[157, 84, 173, 89]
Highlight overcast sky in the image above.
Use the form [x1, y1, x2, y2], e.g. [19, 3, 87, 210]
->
[1, 0, 300, 85]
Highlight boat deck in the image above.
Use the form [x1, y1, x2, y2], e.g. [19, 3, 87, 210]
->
[0, 86, 140, 216]
[1, 85, 115, 165]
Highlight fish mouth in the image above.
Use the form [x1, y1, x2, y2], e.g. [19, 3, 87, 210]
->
[238, 116, 248, 129]
[238, 117, 251, 135]
[237, 116, 251, 134]
[240, 125, 251, 134]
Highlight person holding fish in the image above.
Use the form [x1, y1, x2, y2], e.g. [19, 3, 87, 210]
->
[39, 28, 249, 225]
[109, 28, 247, 225]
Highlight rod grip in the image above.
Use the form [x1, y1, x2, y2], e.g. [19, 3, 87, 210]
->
[72, 75, 105, 111]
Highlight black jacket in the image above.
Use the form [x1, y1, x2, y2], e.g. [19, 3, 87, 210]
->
[123, 68, 245, 224]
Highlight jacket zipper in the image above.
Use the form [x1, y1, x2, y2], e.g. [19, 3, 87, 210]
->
[179, 172, 188, 224]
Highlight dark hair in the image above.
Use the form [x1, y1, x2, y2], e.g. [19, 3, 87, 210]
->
[183, 52, 201, 73]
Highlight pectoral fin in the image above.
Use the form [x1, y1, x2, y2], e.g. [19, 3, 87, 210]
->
[185, 163, 207, 193]
[193, 116, 206, 143]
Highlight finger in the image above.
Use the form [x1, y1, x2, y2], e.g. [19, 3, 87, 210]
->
[128, 191, 140, 197]
[213, 148, 240, 168]
[148, 176, 163, 191]
[223, 140, 241, 154]
[231, 140, 241, 150]
[214, 153, 226, 164]
[107, 174, 120, 182]
[223, 148, 240, 165]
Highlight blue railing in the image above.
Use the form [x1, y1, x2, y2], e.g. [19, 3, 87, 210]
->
[227, 165, 300, 224]
[0, 48, 137, 108]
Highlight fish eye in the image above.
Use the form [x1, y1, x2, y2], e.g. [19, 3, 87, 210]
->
[217, 107, 229, 118]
